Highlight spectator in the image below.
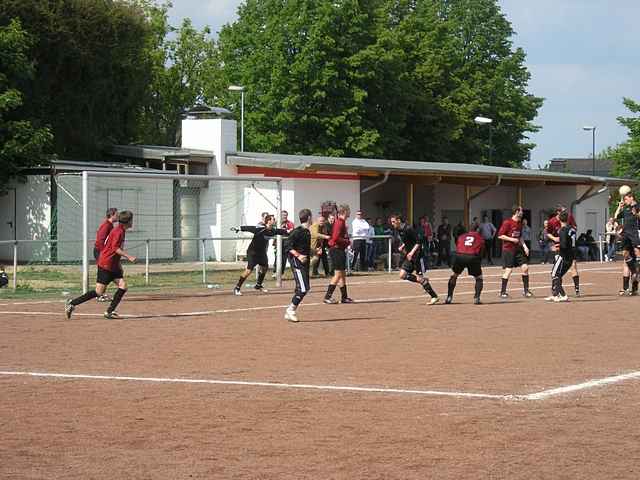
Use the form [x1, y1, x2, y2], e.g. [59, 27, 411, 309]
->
[585, 229, 598, 261]
[539, 219, 554, 264]
[576, 232, 590, 260]
[324, 213, 336, 274]
[479, 215, 497, 264]
[471, 217, 480, 230]
[310, 215, 331, 277]
[350, 210, 370, 271]
[453, 221, 466, 243]
[373, 217, 386, 255]
[257, 211, 269, 227]
[365, 217, 376, 271]
[605, 218, 617, 261]
[521, 218, 532, 253]
[436, 217, 452, 267]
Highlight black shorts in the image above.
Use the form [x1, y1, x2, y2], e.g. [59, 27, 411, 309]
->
[329, 247, 347, 271]
[97, 267, 123, 286]
[502, 248, 528, 269]
[452, 254, 482, 277]
[622, 232, 640, 252]
[247, 252, 268, 270]
[400, 256, 428, 276]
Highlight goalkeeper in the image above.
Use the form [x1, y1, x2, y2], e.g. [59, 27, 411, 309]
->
[231, 214, 289, 295]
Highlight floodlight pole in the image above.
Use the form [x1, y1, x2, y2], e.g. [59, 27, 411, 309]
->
[82, 171, 89, 293]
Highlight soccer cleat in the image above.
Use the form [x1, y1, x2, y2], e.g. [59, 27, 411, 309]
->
[545, 295, 557, 302]
[499, 292, 509, 299]
[64, 300, 75, 320]
[554, 295, 569, 303]
[522, 290, 534, 298]
[233, 288, 243, 296]
[284, 308, 298, 323]
[574, 290, 581, 297]
[428, 297, 440, 306]
[619, 289, 631, 296]
[97, 294, 111, 303]
[104, 311, 121, 319]
[444, 296, 453, 304]
[254, 284, 269, 293]
[323, 298, 338, 305]
[473, 297, 482, 305]
[340, 297, 355, 304]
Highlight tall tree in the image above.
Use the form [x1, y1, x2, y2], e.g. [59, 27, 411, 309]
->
[215, 0, 542, 166]
[609, 97, 640, 180]
[0, 0, 155, 159]
[138, 6, 218, 147]
[0, 19, 51, 191]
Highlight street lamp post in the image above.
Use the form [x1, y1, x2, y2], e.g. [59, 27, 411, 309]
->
[228, 85, 245, 152]
[583, 126, 596, 175]
[474, 116, 493, 163]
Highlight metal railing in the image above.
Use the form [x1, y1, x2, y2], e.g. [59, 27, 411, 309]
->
[0, 234, 398, 291]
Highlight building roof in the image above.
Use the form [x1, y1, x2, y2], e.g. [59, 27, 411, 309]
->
[30, 159, 173, 175]
[108, 145, 214, 163]
[548, 157, 615, 177]
[228, 151, 636, 187]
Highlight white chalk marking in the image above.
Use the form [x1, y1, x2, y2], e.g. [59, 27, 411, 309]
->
[0, 370, 509, 400]
[522, 370, 640, 400]
[0, 284, 595, 319]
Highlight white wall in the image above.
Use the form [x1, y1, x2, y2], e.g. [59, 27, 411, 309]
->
[0, 175, 51, 262]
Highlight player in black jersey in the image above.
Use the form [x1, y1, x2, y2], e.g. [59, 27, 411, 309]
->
[548, 211, 576, 302]
[614, 192, 640, 295]
[284, 209, 313, 322]
[389, 214, 439, 305]
[231, 214, 289, 295]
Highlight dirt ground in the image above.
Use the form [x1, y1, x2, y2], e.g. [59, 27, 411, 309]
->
[1, 262, 640, 479]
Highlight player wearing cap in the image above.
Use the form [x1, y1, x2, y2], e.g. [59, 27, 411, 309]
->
[614, 192, 640, 295]
[445, 227, 485, 305]
[389, 214, 439, 305]
[546, 205, 581, 296]
[497, 205, 533, 298]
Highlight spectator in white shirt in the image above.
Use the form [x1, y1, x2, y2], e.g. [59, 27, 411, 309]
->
[351, 211, 370, 271]
[478, 215, 497, 264]
[365, 218, 376, 271]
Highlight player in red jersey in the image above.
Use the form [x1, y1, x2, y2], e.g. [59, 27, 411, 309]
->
[65, 211, 137, 320]
[445, 227, 485, 305]
[323, 204, 354, 304]
[93, 207, 118, 302]
[546, 205, 581, 296]
[497, 205, 533, 298]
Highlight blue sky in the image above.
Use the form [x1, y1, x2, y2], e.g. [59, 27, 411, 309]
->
[168, 0, 639, 168]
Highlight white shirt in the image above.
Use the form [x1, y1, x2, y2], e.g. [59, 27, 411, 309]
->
[351, 218, 370, 238]
[478, 222, 496, 240]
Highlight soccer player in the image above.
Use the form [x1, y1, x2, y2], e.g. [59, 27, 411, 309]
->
[284, 209, 313, 322]
[446, 227, 485, 305]
[547, 211, 576, 302]
[231, 215, 289, 295]
[546, 205, 581, 296]
[497, 205, 533, 298]
[94, 207, 118, 302]
[614, 192, 640, 295]
[324, 204, 354, 304]
[389, 214, 439, 305]
[65, 211, 136, 320]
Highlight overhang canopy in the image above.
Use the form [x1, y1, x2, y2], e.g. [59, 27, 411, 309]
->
[228, 152, 637, 187]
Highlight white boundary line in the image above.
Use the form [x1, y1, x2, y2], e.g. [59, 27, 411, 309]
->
[0, 284, 595, 319]
[0, 371, 509, 400]
[1, 369, 639, 401]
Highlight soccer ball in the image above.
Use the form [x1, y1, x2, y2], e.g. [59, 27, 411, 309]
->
[619, 185, 632, 197]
